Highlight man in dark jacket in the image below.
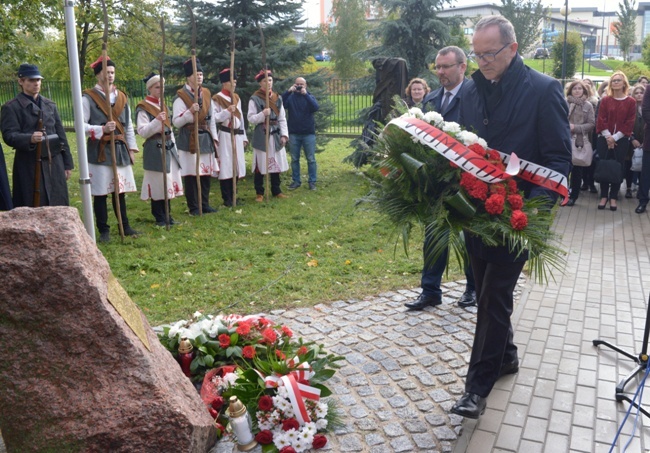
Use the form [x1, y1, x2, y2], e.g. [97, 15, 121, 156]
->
[281, 77, 320, 190]
[423, 46, 467, 123]
[1, 64, 73, 208]
[450, 16, 571, 420]
[406, 46, 477, 311]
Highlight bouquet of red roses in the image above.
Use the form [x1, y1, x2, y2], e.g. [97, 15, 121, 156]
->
[366, 106, 566, 281]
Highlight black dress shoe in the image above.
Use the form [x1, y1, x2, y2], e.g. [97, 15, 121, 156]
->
[451, 392, 486, 419]
[122, 226, 141, 237]
[626, 189, 633, 198]
[636, 204, 647, 214]
[580, 184, 589, 191]
[458, 290, 477, 307]
[404, 294, 442, 311]
[203, 206, 218, 213]
[99, 231, 110, 243]
[498, 360, 519, 379]
[565, 198, 576, 207]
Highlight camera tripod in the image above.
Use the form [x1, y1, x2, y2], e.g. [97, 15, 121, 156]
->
[593, 296, 650, 418]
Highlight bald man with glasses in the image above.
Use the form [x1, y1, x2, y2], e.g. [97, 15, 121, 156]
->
[450, 15, 571, 420]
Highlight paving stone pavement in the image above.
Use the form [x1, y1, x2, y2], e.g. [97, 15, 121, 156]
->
[212, 279, 525, 453]
[0, 280, 523, 453]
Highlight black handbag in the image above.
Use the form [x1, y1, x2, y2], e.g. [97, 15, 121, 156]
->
[594, 158, 623, 184]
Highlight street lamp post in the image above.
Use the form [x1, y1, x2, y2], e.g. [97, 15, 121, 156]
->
[561, 0, 571, 82]
[581, 34, 588, 78]
[588, 28, 595, 72]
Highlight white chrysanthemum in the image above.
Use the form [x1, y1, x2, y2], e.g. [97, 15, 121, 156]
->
[303, 422, 317, 435]
[284, 429, 298, 442]
[442, 121, 461, 134]
[456, 130, 479, 146]
[409, 107, 424, 118]
[223, 372, 238, 387]
[316, 418, 328, 430]
[423, 110, 444, 126]
[277, 386, 289, 399]
[478, 138, 488, 148]
[273, 432, 291, 449]
[257, 419, 273, 431]
[292, 436, 309, 452]
[167, 320, 187, 339]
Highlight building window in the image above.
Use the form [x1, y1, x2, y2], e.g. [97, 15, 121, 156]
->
[464, 27, 474, 35]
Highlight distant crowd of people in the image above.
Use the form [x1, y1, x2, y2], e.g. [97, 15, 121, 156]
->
[0, 59, 320, 243]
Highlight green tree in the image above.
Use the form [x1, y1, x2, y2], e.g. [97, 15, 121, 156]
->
[329, 0, 369, 78]
[551, 31, 581, 80]
[613, 0, 637, 61]
[499, 0, 547, 54]
[0, 0, 61, 78]
[641, 34, 650, 68]
[362, 0, 459, 78]
[171, 0, 319, 98]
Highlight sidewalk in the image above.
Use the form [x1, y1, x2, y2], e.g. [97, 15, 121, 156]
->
[457, 189, 650, 453]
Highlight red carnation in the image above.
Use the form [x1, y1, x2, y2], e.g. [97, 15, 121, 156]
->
[507, 178, 518, 193]
[282, 418, 300, 431]
[490, 184, 506, 196]
[258, 317, 273, 327]
[276, 349, 286, 360]
[258, 395, 274, 411]
[468, 180, 489, 201]
[255, 430, 274, 445]
[262, 328, 278, 344]
[507, 194, 524, 210]
[281, 325, 293, 338]
[297, 346, 308, 356]
[485, 194, 505, 215]
[312, 434, 328, 449]
[468, 143, 485, 154]
[279, 447, 297, 453]
[488, 150, 501, 161]
[242, 345, 256, 359]
[211, 396, 224, 411]
[511, 210, 528, 230]
[218, 334, 231, 348]
[236, 322, 251, 336]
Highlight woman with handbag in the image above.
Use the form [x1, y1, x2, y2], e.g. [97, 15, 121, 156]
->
[625, 84, 645, 198]
[565, 80, 595, 206]
[595, 71, 636, 211]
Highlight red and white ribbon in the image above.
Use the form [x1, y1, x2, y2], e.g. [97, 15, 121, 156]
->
[387, 117, 569, 201]
[254, 361, 321, 425]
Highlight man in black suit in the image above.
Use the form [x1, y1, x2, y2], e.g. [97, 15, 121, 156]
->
[405, 46, 477, 311]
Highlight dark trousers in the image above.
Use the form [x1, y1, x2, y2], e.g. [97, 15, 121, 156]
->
[151, 199, 172, 223]
[638, 148, 650, 205]
[569, 165, 584, 199]
[254, 171, 281, 196]
[184, 175, 211, 213]
[421, 230, 475, 299]
[597, 135, 628, 200]
[220, 179, 234, 206]
[465, 255, 525, 398]
[94, 193, 130, 233]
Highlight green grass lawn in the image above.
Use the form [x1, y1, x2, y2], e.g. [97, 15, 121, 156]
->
[2, 135, 452, 325]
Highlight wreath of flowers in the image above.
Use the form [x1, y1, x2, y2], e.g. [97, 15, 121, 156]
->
[366, 105, 565, 281]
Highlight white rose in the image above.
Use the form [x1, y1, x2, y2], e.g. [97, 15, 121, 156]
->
[423, 111, 444, 126]
[408, 107, 424, 118]
[478, 138, 488, 148]
[457, 130, 479, 146]
[167, 320, 187, 339]
[442, 121, 461, 134]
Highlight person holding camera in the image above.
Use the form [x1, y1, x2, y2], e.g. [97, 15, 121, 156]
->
[281, 77, 319, 191]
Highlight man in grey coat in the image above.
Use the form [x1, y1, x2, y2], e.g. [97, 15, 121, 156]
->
[1, 64, 73, 207]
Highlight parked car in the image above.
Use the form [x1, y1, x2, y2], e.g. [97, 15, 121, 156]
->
[314, 53, 331, 62]
[586, 53, 605, 60]
[534, 48, 550, 59]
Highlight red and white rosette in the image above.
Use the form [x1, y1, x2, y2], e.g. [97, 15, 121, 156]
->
[255, 359, 321, 425]
[386, 117, 569, 201]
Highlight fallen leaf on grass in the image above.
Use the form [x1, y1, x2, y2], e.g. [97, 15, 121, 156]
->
[140, 270, 146, 276]
[345, 260, 351, 265]
[307, 259, 318, 267]
[150, 283, 160, 289]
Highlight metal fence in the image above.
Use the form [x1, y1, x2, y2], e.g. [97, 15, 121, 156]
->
[0, 79, 373, 136]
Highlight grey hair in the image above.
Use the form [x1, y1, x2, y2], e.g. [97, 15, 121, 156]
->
[438, 46, 467, 64]
[475, 15, 517, 45]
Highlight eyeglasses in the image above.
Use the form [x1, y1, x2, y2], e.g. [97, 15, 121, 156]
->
[434, 63, 460, 71]
[469, 43, 512, 63]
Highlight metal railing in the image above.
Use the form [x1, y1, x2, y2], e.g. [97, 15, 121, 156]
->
[0, 79, 373, 136]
